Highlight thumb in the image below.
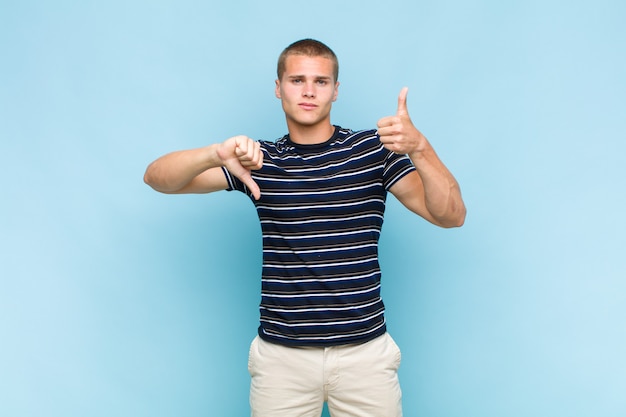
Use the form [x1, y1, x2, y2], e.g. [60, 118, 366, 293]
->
[239, 170, 261, 201]
[227, 159, 261, 200]
[396, 87, 409, 116]
[245, 178, 261, 201]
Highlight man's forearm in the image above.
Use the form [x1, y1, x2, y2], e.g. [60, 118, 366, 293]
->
[409, 146, 466, 227]
[144, 144, 221, 193]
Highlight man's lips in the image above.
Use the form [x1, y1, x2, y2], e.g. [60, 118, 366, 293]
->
[298, 103, 318, 110]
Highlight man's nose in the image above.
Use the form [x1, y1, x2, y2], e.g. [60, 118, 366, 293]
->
[302, 82, 316, 98]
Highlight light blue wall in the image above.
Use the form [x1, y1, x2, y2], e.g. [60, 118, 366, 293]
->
[1, 1, 625, 416]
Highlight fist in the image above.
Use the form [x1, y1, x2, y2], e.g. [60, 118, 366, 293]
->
[218, 135, 263, 200]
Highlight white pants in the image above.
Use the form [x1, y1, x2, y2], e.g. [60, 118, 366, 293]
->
[248, 333, 402, 417]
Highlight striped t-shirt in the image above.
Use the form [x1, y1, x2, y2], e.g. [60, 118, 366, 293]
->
[222, 126, 415, 346]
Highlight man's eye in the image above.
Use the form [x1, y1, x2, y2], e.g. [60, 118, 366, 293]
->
[317, 80, 327, 85]
[292, 79, 302, 84]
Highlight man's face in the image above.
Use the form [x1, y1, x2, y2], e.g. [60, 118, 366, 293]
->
[275, 55, 339, 131]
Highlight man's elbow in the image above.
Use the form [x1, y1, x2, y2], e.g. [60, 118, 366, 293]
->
[437, 204, 466, 228]
[448, 210, 466, 228]
[143, 170, 154, 187]
[143, 169, 161, 191]
[143, 167, 175, 194]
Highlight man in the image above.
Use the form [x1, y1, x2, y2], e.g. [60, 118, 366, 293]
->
[144, 39, 465, 417]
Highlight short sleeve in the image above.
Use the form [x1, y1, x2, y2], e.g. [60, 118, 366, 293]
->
[221, 166, 254, 197]
[382, 151, 415, 190]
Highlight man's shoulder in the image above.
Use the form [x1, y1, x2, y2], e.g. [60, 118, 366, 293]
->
[257, 136, 289, 157]
[335, 127, 380, 148]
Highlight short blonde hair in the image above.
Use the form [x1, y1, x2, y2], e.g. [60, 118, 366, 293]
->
[277, 39, 339, 82]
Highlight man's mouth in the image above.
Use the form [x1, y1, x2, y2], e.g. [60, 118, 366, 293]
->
[299, 103, 317, 110]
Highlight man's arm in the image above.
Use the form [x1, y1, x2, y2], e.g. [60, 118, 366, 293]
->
[378, 88, 466, 228]
[143, 135, 263, 199]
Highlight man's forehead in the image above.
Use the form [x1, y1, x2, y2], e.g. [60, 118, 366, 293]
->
[283, 55, 335, 75]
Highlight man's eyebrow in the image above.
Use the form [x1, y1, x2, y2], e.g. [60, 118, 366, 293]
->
[286, 74, 332, 79]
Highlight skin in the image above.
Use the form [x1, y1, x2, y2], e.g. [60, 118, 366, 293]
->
[144, 54, 466, 228]
[378, 87, 466, 227]
[274, 55, 339, 144]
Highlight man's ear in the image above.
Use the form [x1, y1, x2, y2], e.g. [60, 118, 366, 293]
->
[333, 81, 340, 102]
[275, 79, 281, 99]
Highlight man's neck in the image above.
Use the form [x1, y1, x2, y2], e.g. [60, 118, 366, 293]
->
[286, 121, 335, 145]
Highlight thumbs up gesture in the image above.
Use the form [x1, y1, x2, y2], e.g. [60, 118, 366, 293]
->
[377, 87, 427, 155]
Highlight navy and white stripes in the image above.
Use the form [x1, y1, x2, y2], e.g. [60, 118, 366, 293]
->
[223, 126, 415, 346]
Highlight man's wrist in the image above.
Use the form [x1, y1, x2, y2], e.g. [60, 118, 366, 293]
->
[206, 143, 227, 168]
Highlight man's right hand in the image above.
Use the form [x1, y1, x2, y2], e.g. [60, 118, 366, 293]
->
[217, 135, 264, 200]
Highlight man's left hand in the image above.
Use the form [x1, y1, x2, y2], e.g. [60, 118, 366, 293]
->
[377, 87, 427, 155]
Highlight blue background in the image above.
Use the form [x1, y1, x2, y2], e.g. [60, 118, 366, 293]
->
[1, 0, 625, 416]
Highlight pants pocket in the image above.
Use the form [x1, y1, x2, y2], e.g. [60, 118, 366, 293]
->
[248, 335, 259, 375]
[386, 333, 402, 371]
